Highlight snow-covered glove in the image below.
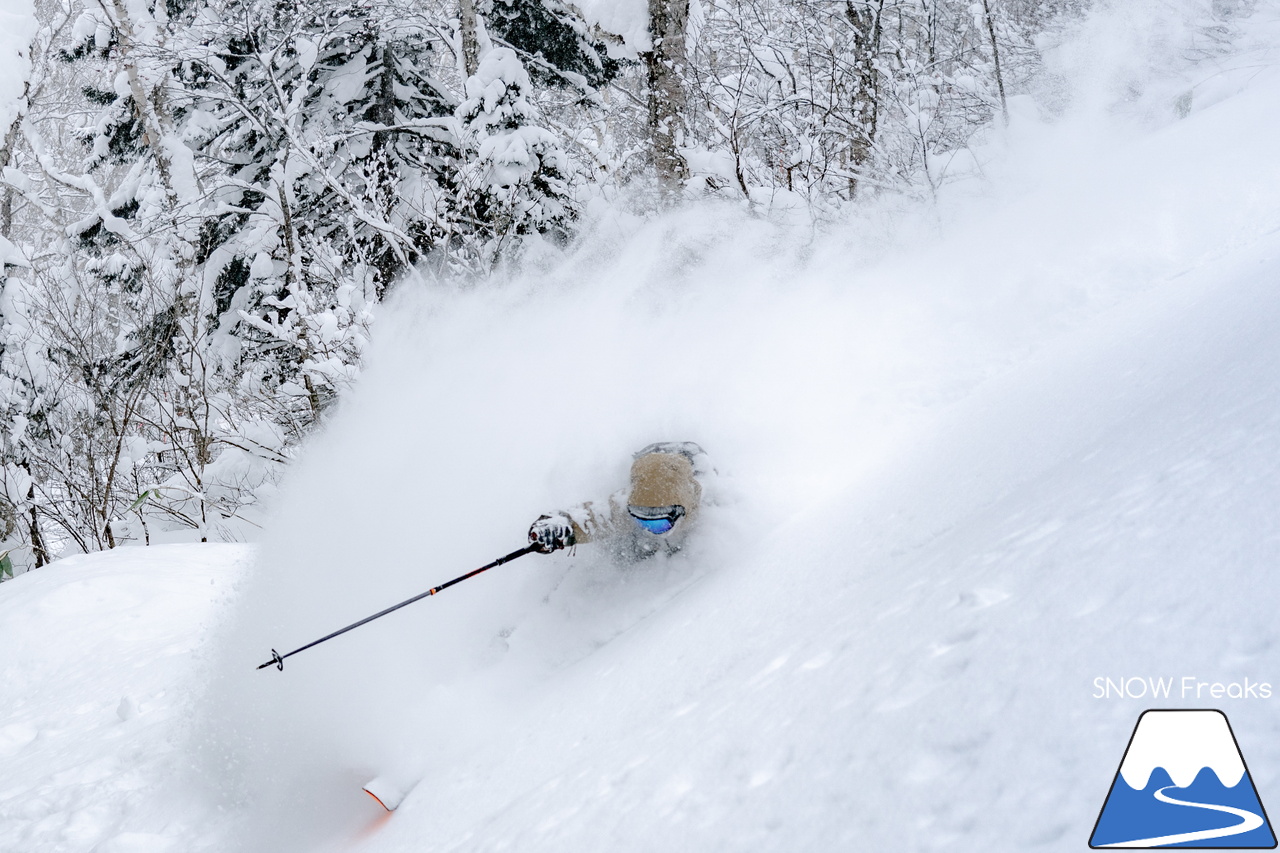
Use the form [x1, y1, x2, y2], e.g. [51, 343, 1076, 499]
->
[529, 513, 575, 553]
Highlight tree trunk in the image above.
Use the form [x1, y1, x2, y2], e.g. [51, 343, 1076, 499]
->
[370, 43, 402, 290]
[460, 0, 481, 78]
[981, 0, 1009, 125]
[645, 0, 690, 201]
[1, 124, 16, 231]
[108, 0, 180, 205]
[26, 480, 47, 568]
[845, 0, 885, 200]
[0, 74, 29, 235]
[371, 43, 396, 151]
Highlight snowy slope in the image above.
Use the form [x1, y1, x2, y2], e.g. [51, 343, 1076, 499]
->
[207, 6, 1280, 846]
[3, 2, 1280, 852]
[334, 216, 1280, 853]
[0, 546, 250, 852]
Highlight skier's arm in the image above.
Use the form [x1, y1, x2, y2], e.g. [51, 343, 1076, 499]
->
[529, 491, 627, 551]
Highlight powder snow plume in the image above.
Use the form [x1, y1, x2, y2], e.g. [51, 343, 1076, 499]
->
[188, 2, 1280, 850]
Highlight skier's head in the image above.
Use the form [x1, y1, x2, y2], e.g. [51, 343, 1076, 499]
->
[626, 445, 704, 535]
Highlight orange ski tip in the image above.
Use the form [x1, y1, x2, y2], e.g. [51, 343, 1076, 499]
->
[362, 774, 411, 811]
[363, 787, 393, 812]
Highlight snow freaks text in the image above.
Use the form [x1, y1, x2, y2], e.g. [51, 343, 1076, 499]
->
[1093, 677, 1273, 700]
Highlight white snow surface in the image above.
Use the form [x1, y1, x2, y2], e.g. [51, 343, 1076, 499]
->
[5, 2, 1280, 851]
[1119, 711, 1246, 790]
[0, 545, 251, 852]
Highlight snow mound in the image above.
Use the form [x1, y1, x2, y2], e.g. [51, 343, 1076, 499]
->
[0, 545, 250, 853]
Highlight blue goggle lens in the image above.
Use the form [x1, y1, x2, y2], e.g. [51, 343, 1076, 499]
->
[629, 505, 685, 535]
[634, 516, 676, 535]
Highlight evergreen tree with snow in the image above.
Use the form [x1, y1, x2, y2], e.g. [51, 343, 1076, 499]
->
[181, 2, 460, 420]
[487, 0, 621, 91]
[453, 47, 576, 272]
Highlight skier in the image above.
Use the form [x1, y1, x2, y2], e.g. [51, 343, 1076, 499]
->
[258, 444, 713, 676]
[528, 442, 712, 562]
[268, 443, 714, 811]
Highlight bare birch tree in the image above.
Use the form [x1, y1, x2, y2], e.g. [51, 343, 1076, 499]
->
[646, 0, 691, 200]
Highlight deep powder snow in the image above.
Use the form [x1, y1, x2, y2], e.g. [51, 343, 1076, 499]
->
[3, 2, 1280, 851]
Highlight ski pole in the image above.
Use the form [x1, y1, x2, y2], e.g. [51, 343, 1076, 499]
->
[256, 543, 540, 672]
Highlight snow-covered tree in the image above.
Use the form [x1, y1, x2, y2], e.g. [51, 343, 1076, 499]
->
[452, 47, 575, 272]
[0, 0, 1099, 563]
[180, 1, 456, 420]
[488, 0, 621, 91]
[685, 0, 1047, 207]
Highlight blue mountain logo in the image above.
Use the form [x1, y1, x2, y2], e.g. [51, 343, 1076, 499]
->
[1091, 709, 1276, 848]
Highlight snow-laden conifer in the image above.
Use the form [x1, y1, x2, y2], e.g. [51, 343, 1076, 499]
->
[452, 47, 575, 273]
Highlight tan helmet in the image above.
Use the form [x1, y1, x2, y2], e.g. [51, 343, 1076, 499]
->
[627, 451, 702, 515]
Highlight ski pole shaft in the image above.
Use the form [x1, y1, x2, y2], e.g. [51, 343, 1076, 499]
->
[256, 543, 539, 672]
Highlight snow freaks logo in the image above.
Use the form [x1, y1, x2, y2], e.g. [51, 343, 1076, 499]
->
[1089, 710, 1277, 848]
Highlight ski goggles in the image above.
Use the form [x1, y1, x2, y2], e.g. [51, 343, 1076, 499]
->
[628, 505, 686, 535]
